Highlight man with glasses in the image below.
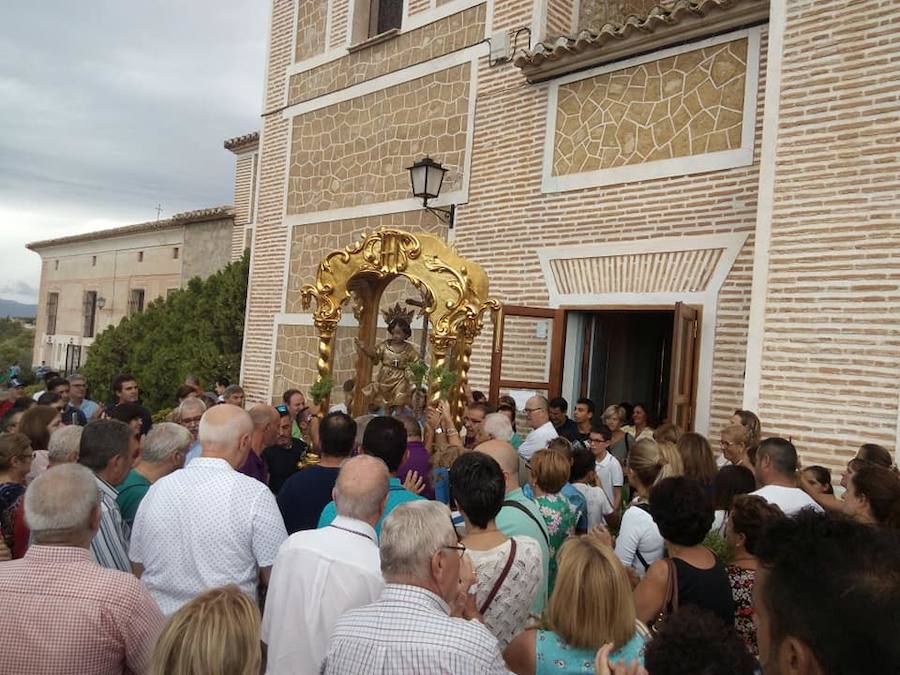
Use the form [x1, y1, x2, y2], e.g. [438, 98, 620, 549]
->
[68, 374, 100, 421]
[517, 395, 558, 461]
[262, 404, 308, 494]
[322, 501, 508, 674]
[178, 397, 206, 465]
[282, 388, 307, 441]
[462, 402, 489, 449]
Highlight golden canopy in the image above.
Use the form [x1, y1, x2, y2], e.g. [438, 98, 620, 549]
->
[300, 227, 500, 423]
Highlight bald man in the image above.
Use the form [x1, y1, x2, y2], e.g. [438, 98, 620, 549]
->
[239, 404, 280, 485]
[129, 404, 288, 615]
[263, 455, 389, 675]
[477, 439, 550, 614]
[517, 394, 558, 460]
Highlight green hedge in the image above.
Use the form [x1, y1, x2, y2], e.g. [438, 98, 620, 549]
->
[82, 252, 248, 412]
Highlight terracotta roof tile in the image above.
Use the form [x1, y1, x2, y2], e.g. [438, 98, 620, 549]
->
[513, 0, 767, 81]
[223, 131, 260, 153]
[26, 206, 234, 250]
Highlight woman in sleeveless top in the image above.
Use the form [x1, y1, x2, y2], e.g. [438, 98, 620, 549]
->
[725, 495, 784, 656]
[634, 477, 735, 628]
[504, 536, 648, 674]
[615, 439, 671, 577]
[450, 452, 542, 649]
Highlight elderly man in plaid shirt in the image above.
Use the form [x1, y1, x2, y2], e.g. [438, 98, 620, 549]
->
[321, 500, 511, 674]
[0, 463, 164, 674]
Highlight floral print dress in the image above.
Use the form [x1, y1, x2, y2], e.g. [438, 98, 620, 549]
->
[536, 492, 578, 593]
[726, 564, 758, 656]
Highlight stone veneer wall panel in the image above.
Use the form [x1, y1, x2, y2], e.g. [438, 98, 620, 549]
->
[286, 63, 470, 215]
[553, 38, 748, 175]
[295, 0, 329, 61]
[756, 0, 900, 469]
[454, 17, 768, 441]
[287, 5, 486, 104]
[285, 211, 445, 313]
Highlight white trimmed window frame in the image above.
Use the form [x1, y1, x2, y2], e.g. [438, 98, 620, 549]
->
[540, 26, 762, 194]
[537, 232, 749, 435]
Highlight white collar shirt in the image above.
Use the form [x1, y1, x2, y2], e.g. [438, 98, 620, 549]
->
[517, 421, 558, 460]
[261, 515, 384, 675]
[129, 457, 287, 616]
[322, 584, 511, 675]
[750, 485, 824, 516]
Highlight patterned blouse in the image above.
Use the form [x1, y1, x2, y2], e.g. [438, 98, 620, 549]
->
[536, 493, 578, 593]
[0, 482, 25, 552]
[467, 536, 543, 650]
[726, 564, 758, 656]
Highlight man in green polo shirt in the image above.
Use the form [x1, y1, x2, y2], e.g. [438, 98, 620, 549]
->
[477, 438, 551, 614]
[116, 423, 191, 527]
[318, 415, 423, 534]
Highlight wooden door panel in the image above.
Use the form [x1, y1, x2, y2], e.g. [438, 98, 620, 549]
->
[489, 306, 566, 405]
[668, 302, 700, 431]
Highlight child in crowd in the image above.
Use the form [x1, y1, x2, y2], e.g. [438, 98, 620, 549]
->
[568, 445, 615, 528]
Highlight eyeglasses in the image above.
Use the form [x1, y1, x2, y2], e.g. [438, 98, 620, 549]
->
[182, 416, 202, 425]
[523, 407, 545, 414]
[442, 543, 467, 558]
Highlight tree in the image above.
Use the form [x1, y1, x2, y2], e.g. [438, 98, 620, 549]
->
[0, 319, 35, 384]
[82, 253, 249, 412]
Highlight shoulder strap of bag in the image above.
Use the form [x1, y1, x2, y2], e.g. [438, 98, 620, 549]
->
[666, 558, 679, 614]
[502, 500, 550, 548]
[479, 538, 517, 615]
[635, 548, 649, 571]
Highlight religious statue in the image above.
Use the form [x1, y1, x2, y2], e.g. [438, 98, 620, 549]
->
[355, 303, 422, 412]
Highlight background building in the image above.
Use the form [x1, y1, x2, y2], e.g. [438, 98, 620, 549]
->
[27, 207, 234, 372]
[232, 0, 900, 475]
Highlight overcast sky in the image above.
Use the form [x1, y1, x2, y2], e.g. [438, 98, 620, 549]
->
[0, 1, 268, 305]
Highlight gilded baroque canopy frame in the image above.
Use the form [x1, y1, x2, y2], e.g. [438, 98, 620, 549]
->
[300, 228, 500, 425]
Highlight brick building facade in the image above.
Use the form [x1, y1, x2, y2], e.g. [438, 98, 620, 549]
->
[231, 0, 900, 474]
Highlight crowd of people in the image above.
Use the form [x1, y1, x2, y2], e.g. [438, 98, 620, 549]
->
[0, 370, 898, 674]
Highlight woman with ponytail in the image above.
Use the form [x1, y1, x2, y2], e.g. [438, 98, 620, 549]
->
[614, 438, 672, 577]
[844, 464, 900, 529]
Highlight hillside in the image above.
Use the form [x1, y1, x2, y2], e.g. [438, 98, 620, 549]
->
[0, 298, 37, 319]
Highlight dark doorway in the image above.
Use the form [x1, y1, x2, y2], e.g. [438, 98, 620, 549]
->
[581, 311, 673, 427]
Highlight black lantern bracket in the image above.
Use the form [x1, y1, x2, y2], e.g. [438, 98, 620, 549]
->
[407, 156, 456, 229]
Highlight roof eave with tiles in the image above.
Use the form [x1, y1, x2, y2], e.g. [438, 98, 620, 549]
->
[224, 131, 261, 153]
[26, 206, 235, 251]
[513, 0, 770, 83]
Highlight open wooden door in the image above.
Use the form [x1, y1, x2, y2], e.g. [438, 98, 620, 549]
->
[668, 302, 701, 431]
[488, 305, 567, 405]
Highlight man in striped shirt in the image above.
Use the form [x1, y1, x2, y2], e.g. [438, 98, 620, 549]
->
[322, 501, 510, 674]
[77, 418, 136, 571]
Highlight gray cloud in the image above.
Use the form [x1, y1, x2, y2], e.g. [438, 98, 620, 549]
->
[0, 0, 268, 302]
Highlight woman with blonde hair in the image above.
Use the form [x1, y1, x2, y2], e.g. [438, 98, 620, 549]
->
[504, 535, 648, 674]
[720, 423, 754, 470]
[601, 405, 633, 464]
[615, 438, 668, 577]
[150, 585, 261, 675]
[731, 409, 761, 454]
[677, 432, 717, 490]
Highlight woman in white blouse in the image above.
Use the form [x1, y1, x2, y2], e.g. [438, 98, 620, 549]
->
[615, 439, 673, 577]
[450, 451, 542, 649]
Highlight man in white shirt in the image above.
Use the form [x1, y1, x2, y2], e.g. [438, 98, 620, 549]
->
[262, 455, 389, 675]
[517, 395, 558, 461]
[751, 437, 824, 516]
[129, 404, 288, 615]
[589, 424, 624, 517]
[321, 501, 508, 674]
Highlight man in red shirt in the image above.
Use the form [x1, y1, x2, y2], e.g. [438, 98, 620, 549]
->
[0, 463, 164, 674]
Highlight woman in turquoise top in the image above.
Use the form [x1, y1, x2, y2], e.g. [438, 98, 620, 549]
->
[504, 536, 648, 674]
